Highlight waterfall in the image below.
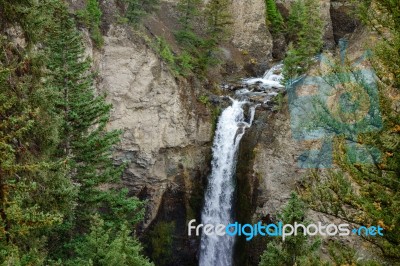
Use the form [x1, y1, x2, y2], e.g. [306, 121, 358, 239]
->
[199, 100, 256, 266]
[199, 63, 282, 265]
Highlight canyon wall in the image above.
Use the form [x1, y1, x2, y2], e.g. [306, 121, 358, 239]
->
[229, 0, 273, 61]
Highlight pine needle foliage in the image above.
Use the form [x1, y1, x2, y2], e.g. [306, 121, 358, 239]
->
[265, 0, 284, 35]
[301, 0, 400, 262]
[46, 7, 125, 223]
[122, 0, 160, 25]
[204, 0, 232, 41]
[259, 193, 326, 266]
[0, 0, 76, 263]
[66, 215, 154, 266]
[177, 0, 202, 32]
[283, 0, 324, 82]
[76, 0, 104, 47]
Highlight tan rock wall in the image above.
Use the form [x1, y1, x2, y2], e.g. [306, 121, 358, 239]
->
[229, 0, 273, 60]
[93, 25, 213, 227]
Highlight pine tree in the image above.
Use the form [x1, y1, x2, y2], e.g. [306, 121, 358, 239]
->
[45, 4, 146, 259]
[204, 0, 232, 41]
[174, 0, 233, 76]
[123, 0, 160, 25]
[265, 0, 284, 35]
[175, 0, 202, 50]
[283, 0, 324, 82]
[282, 43, 303, 84]
[286, 0, 306, 41]
[259, 193, 326, 266]
[0, 0, 76, 263]
[0, 1, 150, 264]
[177, 0, 201, 32]
[301, 0, 400, 262]
[0, 37, 69, 266]
[77, 0, 103, 47]
[47, 6, 123, 221]
[175, 0, 214, 76]
[67, 215, 154, 266]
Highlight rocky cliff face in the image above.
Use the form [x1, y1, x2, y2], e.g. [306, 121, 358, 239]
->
[95, 25, 212, 228]
[330, 0, 360, 42]
[229, 0, 273, 61]
[86, 0, 277, 224]
[88, 22, 214, 265]
[233, 105, 309, 265]
[235, 0, 362, 218]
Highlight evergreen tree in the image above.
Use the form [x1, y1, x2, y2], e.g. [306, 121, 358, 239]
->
[66, 215, 154, 266]
[77, 0, 103, 47]
[286, 0, 306, 42]
[177, 0, 201, 32]
[301, 0, 400, 262]
[175, 0, 219, 76]
[0, 0, 150, 264]
[122, 0, 160, 25]
[283, 0, 324, 82]
[0, 0, 76, 264]
[259, 193, 326, 266]
[175, 0, 202, 54]
[204, 0, 232, 41]
[45, 4, 146, 259]
[265, 0, 284, 35]
[47, 6, 122, 222]
[171, 0, 232, 75]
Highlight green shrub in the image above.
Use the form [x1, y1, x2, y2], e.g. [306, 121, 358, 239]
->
[157, 37, 175, 66]
[155, 37, 197, 77]
[273, 91, 285, 112]
[176, 52, 194, 75]
[122, 0, 160, 25]
[148, 221, 175, 266]
[198, 95, 209, 105]
[76, 0, 103, 47]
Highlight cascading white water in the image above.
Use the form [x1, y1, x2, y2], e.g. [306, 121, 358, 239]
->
[199, 100, 256, 266]
[242, 63, 284, 89]
[263, 63, 284, 81]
